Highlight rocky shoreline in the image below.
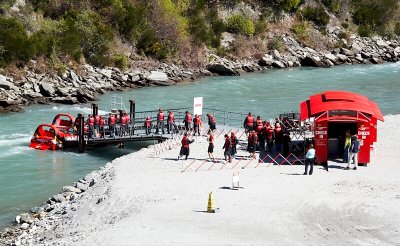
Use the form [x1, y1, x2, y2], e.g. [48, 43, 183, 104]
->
[1, 35, 399, 114]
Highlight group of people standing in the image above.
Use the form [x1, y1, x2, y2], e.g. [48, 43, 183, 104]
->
[145, 109, 211, 136]
[243, 112, 291, 157]
[84, 112, 130, 138]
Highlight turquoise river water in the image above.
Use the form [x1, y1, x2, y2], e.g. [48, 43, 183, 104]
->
[0, 63, 399, 229]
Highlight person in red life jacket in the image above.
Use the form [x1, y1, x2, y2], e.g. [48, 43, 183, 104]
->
[274, 122, 283, 153]
[206, 113, 216, 133]
[230, 132, 238, 158]
[266, 123, 274, 153]
[120, 112, 128, 136]
[243, 112, 255, 134]
[108, 113, 116, 137]
[255, 116, 263, 134]
[207, 132, 215, 161]
[167, 111, 176, 134]
[88, 114, 95, 138]
[193, 114, 203, 136]
[144, 116, 152, 135]
[223, 134, 232, 163]
[99, 116, 106, 137]
[178, 132, 194, 160]
[248, 130, 258, 159]
[183, 111, 193, 133]
[156, 108, 165, 134]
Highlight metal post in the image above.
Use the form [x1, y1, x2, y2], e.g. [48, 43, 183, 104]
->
[92, 103, 97, 116]
[78, 113, 85, 153]
[129, 99, 135, 135]
[95, 104, 98, 116]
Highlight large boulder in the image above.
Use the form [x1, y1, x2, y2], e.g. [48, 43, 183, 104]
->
[100, 69, 112, 79]
[272, 61, 285, 68]
[70, 70, 79, 83]
[52, 97, 78, 104]
[39, 82, 55, 97]
[351, 43, 363, 54]
[376, 39, 388, 47]
[19, 213, 33, 224]
[340, 48, 354, 56]
[258, 56, 274, 66]
[324, 53, 337, 62]
[300, 56, 323, 67]
[146, 71, 168, 82]
[206, 64, 239, 76]
[62, 185, 82, 193]
[52, 194, 66, 203]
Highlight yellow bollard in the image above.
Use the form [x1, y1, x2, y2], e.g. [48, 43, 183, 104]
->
[207, 192, 215, 213]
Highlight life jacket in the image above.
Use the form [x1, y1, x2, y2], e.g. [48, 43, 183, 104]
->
[95, 115, 100, 125]
[194, 116, 201, 125]
[231, 136, 237, 146]
[168, 113, 175, 123]
[182, 136, 189, 148]
[145, 117, 151, 127]
[186, 113, 192, 122]
[256, 119, 263, 132]
[158, 112, 164, 121]
[224, 138, 231, 149]
[89, 116, 95, 126]
[121, 115, 127, 125]
[100, 117, 105, 126]
[126, 114, 130, 123]
[246, 116, 254, 126]
[109, 115, 116, 125]
[275, 126, 282, 136]
[208, 115, 216, 123]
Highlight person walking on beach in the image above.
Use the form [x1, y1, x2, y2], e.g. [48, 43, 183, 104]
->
[223, 134, 232, 163]
[244, 112, 255, 134]
[304, 144, 315, 175]
[208, 132, 215, 161]
[178, 133, 194, 160]
[207, 113, 216, 133]
[184, 111, 193, 133]
[144, 116, 152, 135]
[230, 132, 238, 158]
[345, 135, 360, 170]
[343, 130, 351, 162]
[193, 114, 202, 136]
[167, 111, 176, 134]
[156, 108, 165, 134]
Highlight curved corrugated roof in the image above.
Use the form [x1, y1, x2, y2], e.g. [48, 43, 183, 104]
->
[300, 91, 384, 121]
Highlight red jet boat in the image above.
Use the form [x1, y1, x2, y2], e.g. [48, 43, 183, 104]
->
[30, 113, 79, 150]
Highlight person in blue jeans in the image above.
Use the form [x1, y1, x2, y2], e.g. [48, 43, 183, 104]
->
[304, 144, 315, 175]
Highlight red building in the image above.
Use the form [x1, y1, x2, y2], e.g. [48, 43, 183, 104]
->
[300, 91, 384, 165]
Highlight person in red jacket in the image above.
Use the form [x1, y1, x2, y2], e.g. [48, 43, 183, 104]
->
[223, 134, 232, 163]
[248, 130, 258, 159]
[230, 132, 238, 158]
[207, 113, 216, 133]
[156, 108, 165, 134]
[88, 114, 95, 138]
[193, 114, 202, 136]
[266, 123, 274, 153]
[144, 116, 152, 135]
[184, 111, 193, 133]
[108, 113, 116, 137]
[178, 133, 194, 160]
[167, 111, 176, 134]
[244, 112, 255, 134]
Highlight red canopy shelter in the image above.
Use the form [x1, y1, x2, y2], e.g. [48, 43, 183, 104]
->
[300, 91, 384, 165]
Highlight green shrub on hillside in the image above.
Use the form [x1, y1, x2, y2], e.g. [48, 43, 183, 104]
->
[280, 0, 301, 12]
[75, 11, 114, 66]
[300, 5, 330, 27]
[357, 24, 372, 37]
[226, 14, 255, 36]
[322, 0, 341, 13]
[0, 17, 35, 67]
[395, 22, 400, 36]
[268, 36, 285, 52]
[254, 19, 268, 36]
[292, 21, 309, 40]
[112, 54, 128, 70]
[338, 31, 350, 40]
[352, 0, 399, 35]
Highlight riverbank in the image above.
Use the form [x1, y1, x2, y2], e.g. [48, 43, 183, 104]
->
[1, 35, 399, 113]
[1, 114, 399, 245]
